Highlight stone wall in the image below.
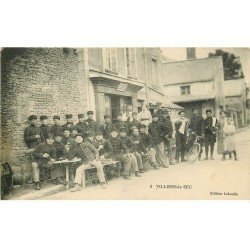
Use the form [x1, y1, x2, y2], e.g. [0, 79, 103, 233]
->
[1, 48, 88, 182]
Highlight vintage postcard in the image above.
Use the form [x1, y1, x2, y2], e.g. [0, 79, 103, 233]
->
[1, 47, 249, 200]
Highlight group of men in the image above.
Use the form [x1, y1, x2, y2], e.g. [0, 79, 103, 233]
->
[23, 105, 219, 191]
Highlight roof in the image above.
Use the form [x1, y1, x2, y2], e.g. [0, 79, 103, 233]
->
[162, 57, 223, 85]
[224, 79, 245, 97]
[168, 94, 216, 103]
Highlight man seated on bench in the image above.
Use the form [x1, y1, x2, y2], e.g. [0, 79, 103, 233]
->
[70, 135, 107, 192]
[107, 126, 141, 180]
[32, 134, 56, 190]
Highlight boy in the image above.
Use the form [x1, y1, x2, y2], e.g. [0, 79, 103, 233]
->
[51, 115, 63, 138]
[95, 131, 114, 160]
[85, 111, 99, 135]
[75, 114, 88, 138]
[40, 115, 52, 140]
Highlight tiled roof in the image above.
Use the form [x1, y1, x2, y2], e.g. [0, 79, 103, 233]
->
[168, 94, 216, 103]
[162, 57, 223, 85]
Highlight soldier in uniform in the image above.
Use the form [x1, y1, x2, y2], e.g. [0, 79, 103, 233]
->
[75, 114, 88, 138]
[70, 135, 107, 192]
[175, 110, 189, 163]
[24, 115, 45, 149]
[84, 111, 99, 135]
[100, 114, 112, 140]
[62, 114, 76, 136]
[154, 103, 164, 122]
[119, 128, 144, 174]
[189, 108, 204, 160]
[61, 128, 78, 160]
[107, 126, 139, 180]
[204, 109, 218, 160]
[40, 115, 52, 140]
[51, 115, 63, 138]
[139, 124, 159, 169]
[128, 112, 141, 135]
[32, 134, 56, 190]
[148, 113, 169, 168]
[114, 112, 128, 132]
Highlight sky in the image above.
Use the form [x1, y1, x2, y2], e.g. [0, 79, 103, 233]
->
[161, 48, 250, 86]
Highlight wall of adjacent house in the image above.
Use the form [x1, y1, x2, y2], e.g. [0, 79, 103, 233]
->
[1, 48, 89, 182]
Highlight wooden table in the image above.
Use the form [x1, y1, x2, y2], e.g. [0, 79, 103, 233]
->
[49, 159, 81, 188]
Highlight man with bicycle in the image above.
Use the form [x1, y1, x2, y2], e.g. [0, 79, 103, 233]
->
[189, 108, 204, 160]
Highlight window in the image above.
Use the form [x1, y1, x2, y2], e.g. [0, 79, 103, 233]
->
[105, 48, 117, 72]
[152, 59, 158, 86]
[126, 48, 137, 77]
[180, 86, 191, 95]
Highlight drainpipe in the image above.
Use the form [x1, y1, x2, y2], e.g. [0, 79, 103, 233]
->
[143, 48, 149, 105]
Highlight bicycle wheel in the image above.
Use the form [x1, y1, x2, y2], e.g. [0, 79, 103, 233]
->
[186, 143, 201, 163]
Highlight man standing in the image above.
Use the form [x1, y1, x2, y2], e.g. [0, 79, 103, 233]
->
[161, 110, 175, 165]
[62, 114, 76, 135]
[32, 135, 56, 190]
[71, 135, 107, 192]
[51, 115, 63, 138]
[175, 110, 189, 163]
[101, 114, 112, 140]
[85, 111, 99, 135]
[154, 103, 164, 122]
[40, 115, 52, 140]
[75, 114, 88, 138]
[24, 115, 44, 149]
[189, 108, 204, 160]
[204, 109, 218, 160]
[148, 113, 169, 168]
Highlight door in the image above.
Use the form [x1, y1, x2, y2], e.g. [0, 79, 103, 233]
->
[110, 95, 121, 123]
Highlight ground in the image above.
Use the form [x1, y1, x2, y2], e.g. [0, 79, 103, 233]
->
[27, 129, 250, 200]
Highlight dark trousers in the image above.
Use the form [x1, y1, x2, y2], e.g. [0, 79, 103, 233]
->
[175, 132, 186, 162]
[204, 133, 216, 157]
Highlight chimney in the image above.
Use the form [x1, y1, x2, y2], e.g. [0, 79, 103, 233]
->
[187, 48, 196, 59]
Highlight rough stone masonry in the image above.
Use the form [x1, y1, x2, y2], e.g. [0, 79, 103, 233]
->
[1, 48, 89, 182]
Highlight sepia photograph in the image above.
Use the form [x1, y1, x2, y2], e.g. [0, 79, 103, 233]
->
[1, 47, 249, 200]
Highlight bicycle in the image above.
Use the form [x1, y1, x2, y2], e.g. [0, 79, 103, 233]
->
[185, 132, 204, 163]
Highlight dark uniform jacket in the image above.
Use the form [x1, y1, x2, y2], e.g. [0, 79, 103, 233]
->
[129, 135, 147, 153]
[140, 132, 152, 148]
[154, 109, 164, 122]
[94, 139, 114, 158]
[51, 124, 63, 137]
[73, 142, 99, 163]
[40, 124, 52, 140]
[24, 124, 45, 149]
[61, 122, 76, 133]
[84, 118, 99, 135]
[189, 115, 204, 136]
[114, 121, 128, 132]
[101, 122, 112, 139]
[108, 137, 129, 156]
[53, 141, 67, 160]
[61, 136, 78, 160]
[148, 121, 167, 145]
[161, 117, 173, 138]
[75, 122, 88, 137]
[33, 143, 56, 166]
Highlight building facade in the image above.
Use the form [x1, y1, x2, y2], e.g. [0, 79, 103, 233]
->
[162, 57, 225, 119]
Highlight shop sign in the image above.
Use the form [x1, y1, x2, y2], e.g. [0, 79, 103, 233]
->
[117, 83, 128, 92]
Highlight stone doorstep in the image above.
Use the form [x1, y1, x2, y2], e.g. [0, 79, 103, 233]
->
[13, 184, 65, 200]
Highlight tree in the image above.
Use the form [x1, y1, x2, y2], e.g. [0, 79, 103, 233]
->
[208, 49, 244, 80]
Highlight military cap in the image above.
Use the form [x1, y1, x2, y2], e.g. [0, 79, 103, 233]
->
[40, 115, 48, 121]
[152, 113, 159, 118]
[119, 128, 127, 133]
[110, 126, 118, 133]
[87, 111, 94, 115]
[65, 114, 73, 119]
[104, 114, 110, 119]
[139, 124, 147, 129]
[29, 115, 37, 121]
[78, 114, 85, 118]
[86, 130, 95, 137]
[46, 133, 54, 139]
[206, 109, 212, 114]
[53, 115, 60, 120]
